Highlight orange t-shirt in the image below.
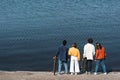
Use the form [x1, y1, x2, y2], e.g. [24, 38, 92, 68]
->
[95, 47, 106, 60]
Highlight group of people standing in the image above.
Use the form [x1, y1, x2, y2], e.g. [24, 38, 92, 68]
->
[55, 38, 107, 75]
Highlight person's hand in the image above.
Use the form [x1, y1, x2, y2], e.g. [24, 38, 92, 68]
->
[53, 56, 57, 59]
[67, 58, 70, 61]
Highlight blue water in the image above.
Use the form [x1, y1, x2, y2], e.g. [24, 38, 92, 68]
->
[0, 0, 120, 71]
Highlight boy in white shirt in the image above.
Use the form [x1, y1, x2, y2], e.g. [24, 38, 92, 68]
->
[83, 38, 95, 74]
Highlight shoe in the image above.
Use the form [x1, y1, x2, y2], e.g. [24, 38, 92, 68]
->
[86, 71, 91, 74]
[94, 72, 97, 75]
[86, 71, 88, 74]
[71, 73, 74, 75]
[87, 72, 91, 75]
[75, 73, 77, 75]
[64, 73, 68, 74]
[104, 72, 107, 75]
[57, 73, 61, 75]
[57, 74, 61, 75]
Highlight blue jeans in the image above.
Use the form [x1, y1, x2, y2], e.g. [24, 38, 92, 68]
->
[95, 59, 107, 73]
[58, 59, 68, 74]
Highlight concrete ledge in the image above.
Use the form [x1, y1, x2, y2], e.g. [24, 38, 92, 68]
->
[0, 71, 120, 80]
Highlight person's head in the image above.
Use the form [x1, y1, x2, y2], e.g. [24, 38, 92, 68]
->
[88, 38, 93, 44]
[62, 40, 67, 46]
[72, 43, 77, 48]
[96, 42, 102, 49]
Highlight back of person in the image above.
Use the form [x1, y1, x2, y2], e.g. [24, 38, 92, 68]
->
[94, 42, 107, 75]
[84, 43, 95, 60]
[83, 38, 95, 74]
[58, 45, 68, 61]
[96, 47, 106, 60]
[56, 40, 69, 74]
[69, 47, 80, 60]
[68, 43, 80, 75]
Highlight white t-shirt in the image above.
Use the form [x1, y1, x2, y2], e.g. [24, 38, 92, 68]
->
[83, 43, 95, 60]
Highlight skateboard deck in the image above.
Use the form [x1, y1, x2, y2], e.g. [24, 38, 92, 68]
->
[81, 57, 87, 73]
[53, 56, 57, 75]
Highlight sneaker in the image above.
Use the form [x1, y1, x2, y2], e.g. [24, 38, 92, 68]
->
[75, 73, 78, 75]
[57, 73, 62, 75]
[87, 72, 91, 75]
[64, 73, 68, 75]
[71, 73, 74, 75]
[104, 72, 107, 75]
[86, 71, 88, 74]
[94, 72, 97, 75]
[57, 74, 61, 75]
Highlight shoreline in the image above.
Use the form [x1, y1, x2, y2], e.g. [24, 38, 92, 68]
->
[0, 71, 120, 80]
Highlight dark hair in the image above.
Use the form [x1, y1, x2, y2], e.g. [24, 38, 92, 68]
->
[72, 43, 77, 48]
[88, 38, 93, 43]
[96, 42, 102, 49]
[62, 40, 67, 46]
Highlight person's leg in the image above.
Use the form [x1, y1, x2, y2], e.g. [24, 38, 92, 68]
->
[86, 60, 88, 72]
[70, 57, 75, 74]
[58, 59, 62, 74]
[90, 60, 93, 72]
[75, 59, 80, 74]
[87, 60, 92, 73]
[63, 61, 68, 74]
[101, 59, 107, 73]
[95, 60, 100, 74]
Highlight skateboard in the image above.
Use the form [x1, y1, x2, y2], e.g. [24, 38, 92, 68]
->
[53, 56, 57, 75]
[81, 57, 87, 73]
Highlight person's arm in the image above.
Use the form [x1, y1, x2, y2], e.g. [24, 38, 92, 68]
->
[66, 48, 70, 60]
[56, 46, 60, 57]
[68, 48, 71, 56]
[103, 47, 107, 59]
[95, 49, 99, 60]
[53, 47, 59, 59]
[92, 45, 96, 60]
[93, 46, 95, 56]
[78, 49, 80, 61]
[83, 46, 86, 58]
